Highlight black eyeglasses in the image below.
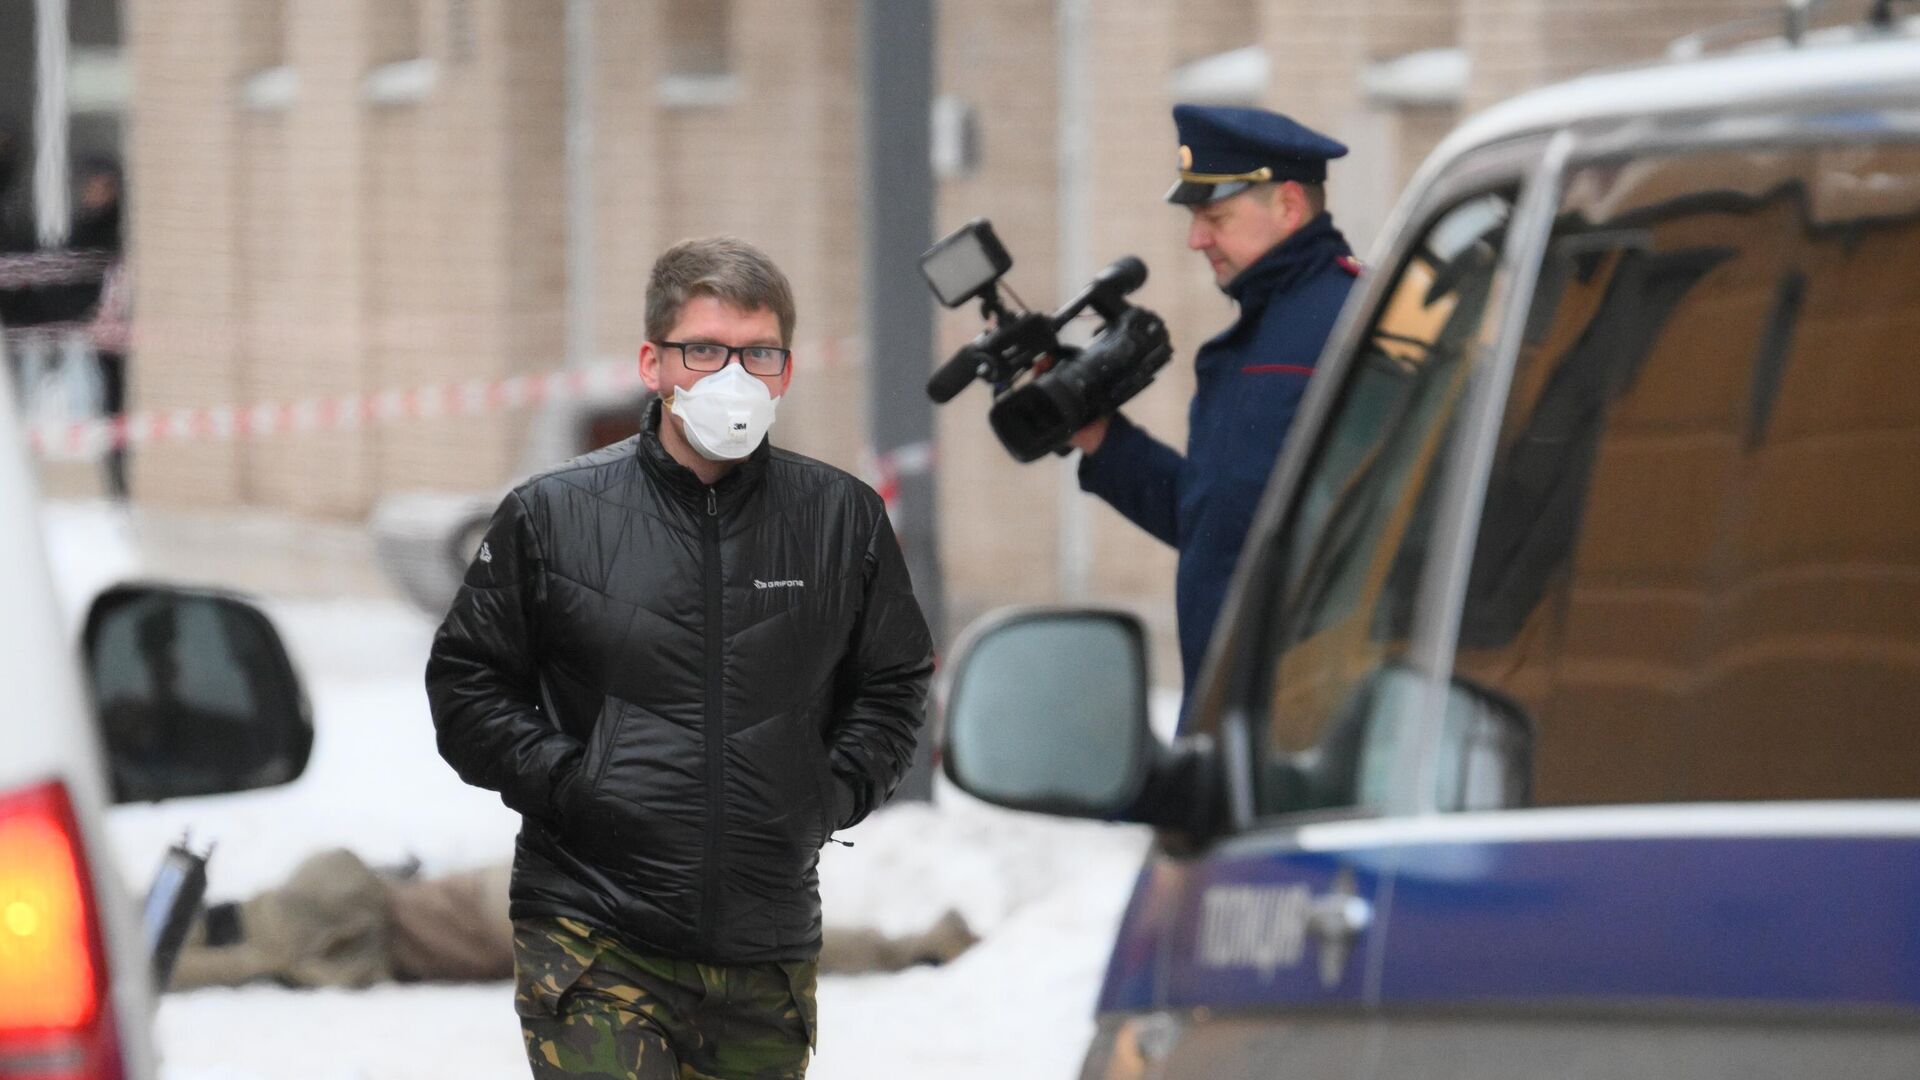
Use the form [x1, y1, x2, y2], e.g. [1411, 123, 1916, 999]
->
[657, 340, 791, 376]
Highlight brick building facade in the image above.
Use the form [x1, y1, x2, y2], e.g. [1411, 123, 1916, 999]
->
[118, 0, 1778, 658]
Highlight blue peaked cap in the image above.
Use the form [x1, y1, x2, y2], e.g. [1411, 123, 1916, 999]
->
[1167, 104, 1349, 205]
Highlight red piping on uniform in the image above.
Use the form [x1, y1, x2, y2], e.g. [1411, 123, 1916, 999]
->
[1241, 364, 1316, 376]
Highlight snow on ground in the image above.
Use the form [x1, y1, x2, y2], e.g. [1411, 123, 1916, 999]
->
[43, 501, 1156, 1080]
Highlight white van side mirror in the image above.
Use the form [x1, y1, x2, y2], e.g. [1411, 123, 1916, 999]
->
[939, 608, 1154, 817]
[82, 585, 313, 804]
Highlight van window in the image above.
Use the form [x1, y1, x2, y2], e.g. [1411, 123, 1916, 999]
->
[1251, 190, 1515, 817]
[1448, 143, 1920, 807]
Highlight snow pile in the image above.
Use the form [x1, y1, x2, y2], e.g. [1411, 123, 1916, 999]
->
[144, 796, 1145, 1080]
[817, 805, 1144, 1080]
[40, 498, 141, 625]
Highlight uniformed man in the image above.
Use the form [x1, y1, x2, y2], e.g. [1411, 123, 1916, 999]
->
[1071, 104, 1361, 708]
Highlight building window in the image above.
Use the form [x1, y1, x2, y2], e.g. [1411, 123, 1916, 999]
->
[665, 0, 730, 76]
[1448, 145, 1920, 807]
[239, 0, 293, 111]
[659, 0, 738, 109]
[363, 1, 434, 107]
[367, 0, 423, 68]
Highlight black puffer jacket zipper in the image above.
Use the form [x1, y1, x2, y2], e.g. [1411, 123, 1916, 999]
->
[699, 485, 723, 948]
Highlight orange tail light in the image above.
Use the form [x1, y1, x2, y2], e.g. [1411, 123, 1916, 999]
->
[0, 780, 120, 1080]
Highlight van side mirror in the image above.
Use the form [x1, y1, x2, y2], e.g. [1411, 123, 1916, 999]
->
[83, 585, 313, 804]
[939, 608, 1154, 817]
[1433, 676, 1534, 812]
[1259, 663, 1535, 817]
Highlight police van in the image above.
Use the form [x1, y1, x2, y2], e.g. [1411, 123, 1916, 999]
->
[940, 11, 1920, 1078]
[0, 379, 310, 1077]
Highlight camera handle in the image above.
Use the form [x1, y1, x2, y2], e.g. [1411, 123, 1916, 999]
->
[927, 287, 1012, 403]
[927, 285, 1063, 404]
[1048, 256, 1148, 332]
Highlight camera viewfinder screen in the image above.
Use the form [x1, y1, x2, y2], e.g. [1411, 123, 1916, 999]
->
[922, 223, 1009, 307]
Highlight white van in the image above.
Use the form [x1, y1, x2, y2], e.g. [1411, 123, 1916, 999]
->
[0, 380, 309, 1078]
[942, 12, 1920, 1079]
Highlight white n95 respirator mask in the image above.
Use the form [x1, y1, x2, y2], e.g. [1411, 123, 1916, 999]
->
[667, 363, 781, 462]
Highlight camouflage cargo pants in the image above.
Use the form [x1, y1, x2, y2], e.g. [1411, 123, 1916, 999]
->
[513, 917, 816, 1080]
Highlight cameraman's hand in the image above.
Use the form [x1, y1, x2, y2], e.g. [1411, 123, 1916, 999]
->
[1030, 351, 1107, 454]
[1069, 417, 1110, 455]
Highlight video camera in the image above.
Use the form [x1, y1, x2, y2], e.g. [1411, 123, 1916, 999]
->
[921, 219, 1173, 463]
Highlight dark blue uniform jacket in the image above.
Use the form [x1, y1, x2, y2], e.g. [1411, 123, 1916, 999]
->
[1079, 212, 1357, 696]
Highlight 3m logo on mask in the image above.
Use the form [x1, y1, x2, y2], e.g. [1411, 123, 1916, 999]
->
[754, 578, 805, 589]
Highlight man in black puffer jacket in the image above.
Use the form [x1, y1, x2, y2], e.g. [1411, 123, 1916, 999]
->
[426, 237, 933, 1080]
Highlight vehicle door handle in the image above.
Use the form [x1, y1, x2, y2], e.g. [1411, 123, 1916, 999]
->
[1308, 893, 1372, 942]
[1306, 871, 1372, 988]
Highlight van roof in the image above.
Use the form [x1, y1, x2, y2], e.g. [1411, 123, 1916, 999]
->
[1422, 23, 1920, 180]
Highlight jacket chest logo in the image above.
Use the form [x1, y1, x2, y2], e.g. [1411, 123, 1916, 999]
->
[753, 578, 805, 589]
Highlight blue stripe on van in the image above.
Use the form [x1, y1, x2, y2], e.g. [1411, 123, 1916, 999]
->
[1098, 833, 1920, 1014]
[1380, 835, 1920, 1009]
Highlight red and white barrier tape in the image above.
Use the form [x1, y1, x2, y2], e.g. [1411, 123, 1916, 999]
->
[25, 360, 644, 456]
[861, 441, 935, 507]
[0, 251, 112, 290]
[18, 337, 875, 457]
[22, 339, 937, 511]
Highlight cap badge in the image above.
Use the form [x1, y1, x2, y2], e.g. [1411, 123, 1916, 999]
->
[1179, 144, 1193, 170]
